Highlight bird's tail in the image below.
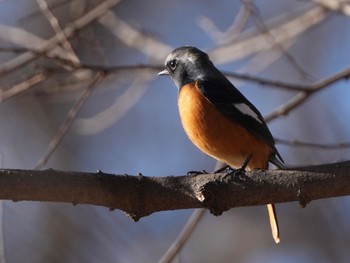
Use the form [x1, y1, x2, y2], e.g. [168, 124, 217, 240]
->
[246, 155, 281, 244]
[267, 203, 280, 243]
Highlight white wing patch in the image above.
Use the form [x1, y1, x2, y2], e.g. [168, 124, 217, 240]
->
[234, 103, 263, 123]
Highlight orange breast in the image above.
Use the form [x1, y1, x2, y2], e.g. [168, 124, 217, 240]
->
[178, 82, 271, 170]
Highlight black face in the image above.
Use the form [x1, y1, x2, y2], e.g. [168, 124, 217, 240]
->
[160, 46, 215, 89]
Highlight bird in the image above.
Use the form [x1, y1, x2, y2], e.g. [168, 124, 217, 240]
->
[158, 46, 284, 243]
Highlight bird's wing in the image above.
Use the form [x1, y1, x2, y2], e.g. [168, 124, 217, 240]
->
[196, 79, 284, 166]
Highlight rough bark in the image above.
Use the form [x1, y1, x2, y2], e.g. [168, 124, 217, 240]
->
[0, 161, 349, 220]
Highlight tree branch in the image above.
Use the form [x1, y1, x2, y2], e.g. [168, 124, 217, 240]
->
[0, 0, 121, 76]
[265, 66, 350, 122]
[34, 71, 105, 169]
[0, 161, 349, 220]
[275, 138, 350, 149]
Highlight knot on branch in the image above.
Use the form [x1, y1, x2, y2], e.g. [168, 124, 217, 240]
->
[195, 173, 248, 216]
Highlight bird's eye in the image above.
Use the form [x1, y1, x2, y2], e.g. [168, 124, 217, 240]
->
[169, 59, 178, 71]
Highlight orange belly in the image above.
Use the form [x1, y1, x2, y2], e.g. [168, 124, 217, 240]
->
[178, 82, 271, 170]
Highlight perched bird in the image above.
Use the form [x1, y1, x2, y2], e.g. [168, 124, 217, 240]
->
[159, 46, 284, 243]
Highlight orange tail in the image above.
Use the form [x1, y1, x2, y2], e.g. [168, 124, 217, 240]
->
[267, 203, 280, 243]
[246, 159, 281, 243]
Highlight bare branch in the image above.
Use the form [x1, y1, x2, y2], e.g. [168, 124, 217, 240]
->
[44, 61, 307, 91]
[36, 0, 80, 66]
[0, 0, 121, 76]
[243, 0, 314, 80]
[265, 66, 350, 122]
[312, 0, 350, 16]
[0, 161, 349, 221]
[73, 72, 152, 135]
[20, 0, 72, 22]
[275, 138, 350, 149]
[0, 71, 48, 102]
[0, 46, 27, 53]
[222, 70, 309, 91]
[209, 6, 327, 64]
[158, 209, 206, 263]
[197, 0, 251, 43]
[0, 24, 69, 61]
[98, 12, 172, 61]
[70, 63, 350, 93]
[34, 72, 105, 169]
[158, 161, 225, 263]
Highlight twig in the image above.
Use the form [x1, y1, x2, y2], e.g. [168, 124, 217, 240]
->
[36, 60, 349, 95]
[312, 0, 350, 16]
[197, 0, 252, 43]
[243, 0, 314, 80]
[265, 66, 350, 122]
[19, 0, 72, 22]
[222, 70, 309, 91]
[34, 72, 105, 169]
[275, 138, 350, 149]
[98, 11, 171, 61]
[158, 209, 206, 263]
[0, 46, 27, 53]
[15, 58, 348, 112]
[78, 63, 349, 93]
[17, 71, 99, 99]
[0, 71, 48, 102]
[73, 72, 152, 135]
[0, 24, 70, 62]
[209, 5, 327, 64]
[36, 0, 80, 66]
[234, 40, 295, 87]
[158, 162, 225, 263]
[0, 0, 121, 76]
[47, 62, 306, 91]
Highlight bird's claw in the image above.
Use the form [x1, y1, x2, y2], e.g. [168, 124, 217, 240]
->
[187, 170, 208, 175]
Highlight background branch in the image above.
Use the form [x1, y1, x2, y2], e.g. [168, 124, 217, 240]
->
[34, 72, 105, 169]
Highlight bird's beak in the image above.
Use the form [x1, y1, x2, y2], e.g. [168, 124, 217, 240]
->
[158, 69, 169, 76]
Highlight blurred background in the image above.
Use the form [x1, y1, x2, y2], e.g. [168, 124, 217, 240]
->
[0, 0, 350, 262]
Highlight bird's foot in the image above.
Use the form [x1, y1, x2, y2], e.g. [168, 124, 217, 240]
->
[223, 168, 245, 179]
[214, 165, 233, 174]
[187, 170, 208, 175]
[223, 156, 252, 179]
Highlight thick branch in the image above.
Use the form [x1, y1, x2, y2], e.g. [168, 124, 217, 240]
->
[0, 161, 349, 221]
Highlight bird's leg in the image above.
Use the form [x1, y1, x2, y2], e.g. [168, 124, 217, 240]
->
[236, 155, 252, 173]
[189, 164, 232, 176]
[224, 155, 252, 178]
[214, 165, 232, 173]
